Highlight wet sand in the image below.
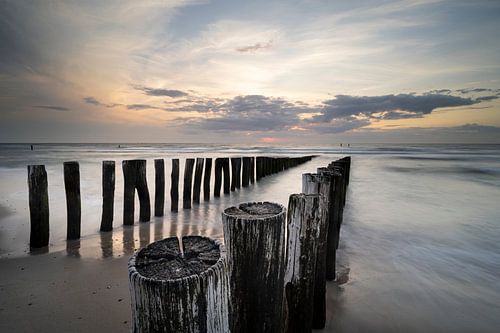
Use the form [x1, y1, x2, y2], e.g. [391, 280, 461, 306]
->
[0, 237, 346, 333]
[0, 246, 132, 332]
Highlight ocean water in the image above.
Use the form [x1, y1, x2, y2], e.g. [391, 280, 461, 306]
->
[0, 143, 499, 331]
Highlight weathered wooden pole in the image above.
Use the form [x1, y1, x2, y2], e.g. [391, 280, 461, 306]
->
[64, 161, 81, 240]
[222, 158, 230, 194]
[214, 158, 223, 197]
[285, 193, 325, 333]
[230, 157, 241, 191]
[203, 158, 212, 201]
[28, 165, 49, 248]
[331, 160, 347, 207]
[242, 157, 251, 187]
[222, 202, 286, 333]
[136, 160, 151, 223]
[317, 167, 341, 280]
[250, 157, 255, 184]
[256, 156, 263, 181]
[123, 160, 151, 224]
[154, 159, 165, 217]
[170, 159, 179, 212]
[123, 160, 136, 225]
[129, 236, 229, 333]
[183, 158, 195, 209]
[302, 173, 332, 329]
[192, 158, 204, 204]
[100, 161, 115, 232]
[321, 166, 344, 250]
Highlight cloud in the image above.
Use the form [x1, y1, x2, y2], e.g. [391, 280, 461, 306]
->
[307, 117, 371, 134]
[235, 40, 273, 53]
[174, 94, 307, 131]
[450, 123, 500, 134]
[83, 97, 101, 106]
[127, 104, 162, 110]
[311, 93, 483, 122]
[474, 96, 499, 102]
[428, 89, 451, 94]
[83, 96, 121, 108]
[34, 105, 70, 112]
[86, 88, 500, 135]
[136, 86, 189, 97]
[456, 88, 498, 94]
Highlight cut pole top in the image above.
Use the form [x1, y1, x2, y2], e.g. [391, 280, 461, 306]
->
[132, 236, 221, 281]
[223, 201, 285, 219]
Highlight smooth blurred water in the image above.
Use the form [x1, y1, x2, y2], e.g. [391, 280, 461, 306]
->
[0, 143, 499, 331]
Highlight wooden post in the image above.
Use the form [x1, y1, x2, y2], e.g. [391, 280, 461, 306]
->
[129, 236, 229, 332]
[222, 158, 230, 194]
[256, 157, 263, 181]
[123, 160, 136, 225]
[214, 158, 223, 197]
[123, 160, 151, 224]
[321, 166, 344, 250]
[222, 202, 286, 333]
[285, 193, 325, 333]
[317, 167, 341, 280]
[28, 165, 49, 248]
[250, 157, 255, 184]
[230, 157, 241, 191]
[192, 158, 204, 204]
[204, 158, 212, 201]
[183, 158, 195, 209]
[64, 161, 81, 240]
[170, 159, 179, 212]
[302, 173, 332, 329]
[100, 161, 115, 232]
[136, 160, 151, 223]
[154, 159, 165, 217]
[242, 157, 251, 187]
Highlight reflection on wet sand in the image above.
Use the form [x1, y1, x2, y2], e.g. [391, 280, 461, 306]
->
[100, 231, 113, 258]
[66, 239, 81, 257]
[29, 246, 49, 256]
[139, 223, 150, 249]
[153, 219, 163, 241]
[123, 226, 135, 255]
[181, 210, 191, 236]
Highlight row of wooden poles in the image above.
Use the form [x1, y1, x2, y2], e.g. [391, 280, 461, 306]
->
[27, 155, 314, 248]
[128, 156, 351, 333]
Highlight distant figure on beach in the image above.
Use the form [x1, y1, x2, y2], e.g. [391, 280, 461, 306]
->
[348, 143, 350, 147]
[118, 144, 121, 148]
[340, 143, 343, 147]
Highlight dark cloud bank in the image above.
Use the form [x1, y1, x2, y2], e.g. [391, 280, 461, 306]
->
[84, 88, 499, 135]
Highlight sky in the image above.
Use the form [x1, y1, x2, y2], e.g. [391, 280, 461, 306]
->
[1, 0, 500, 144]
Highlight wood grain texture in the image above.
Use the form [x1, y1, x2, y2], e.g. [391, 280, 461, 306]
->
[222, 202, 287, 333]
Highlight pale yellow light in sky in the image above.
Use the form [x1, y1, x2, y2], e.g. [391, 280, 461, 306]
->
[367, 103, 500, 129]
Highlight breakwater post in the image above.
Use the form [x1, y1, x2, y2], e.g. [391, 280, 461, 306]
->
[192, 158, 204, 204]
[128, 236, 229, 332]
[123, 159, 151, 225]
[154, 159, 165, 217]
[203, 158, 212, 201]
[100, 161, 115, 232]
[302, 173, 332, 329]
[230, 157, 241, 191]
[27, 165, 49, 248]
[170, 159, 179, 212]
[222, 202, 286, 333]
[64, 161, 81, 240]
[285, 193, 326, 333]
[183, 158, 195, 209]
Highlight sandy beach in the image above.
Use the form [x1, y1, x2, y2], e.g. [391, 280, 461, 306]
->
[0, 239, 132, 332]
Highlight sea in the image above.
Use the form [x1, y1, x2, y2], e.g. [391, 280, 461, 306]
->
[0, 143, 499, 332]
